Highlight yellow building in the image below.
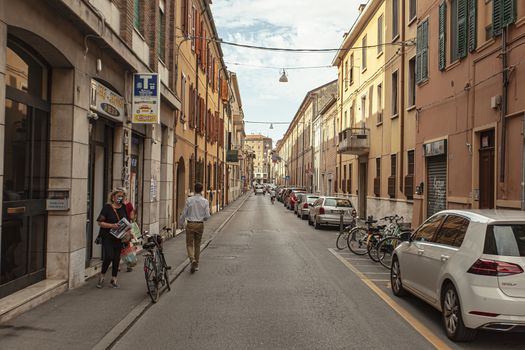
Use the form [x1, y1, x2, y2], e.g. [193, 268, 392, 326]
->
[175, 0, 228, 214]
[333, 0, 416, 221]
[245, 135, 272, 184]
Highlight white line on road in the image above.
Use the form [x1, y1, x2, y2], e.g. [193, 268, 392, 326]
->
[329, 248, 452, 350]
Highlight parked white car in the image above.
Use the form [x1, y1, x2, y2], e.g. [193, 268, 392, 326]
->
[390, 209, 525, 342]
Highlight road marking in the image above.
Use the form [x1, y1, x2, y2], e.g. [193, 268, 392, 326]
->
[368, 279, 390, 282]
[359, 271, 391, 274]
[329, 248, 452, 350]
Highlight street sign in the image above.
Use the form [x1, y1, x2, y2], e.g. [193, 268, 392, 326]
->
[132, 73, 160, 124]
[90, 80, 125, 123]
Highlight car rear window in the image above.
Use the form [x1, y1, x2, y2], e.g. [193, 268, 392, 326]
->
[484, 225, 525, 257]
[307, 196, 319, 203]
[324, 198, 352, 207]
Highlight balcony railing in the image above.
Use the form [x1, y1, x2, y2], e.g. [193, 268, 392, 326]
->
[337, 127, 370, 155]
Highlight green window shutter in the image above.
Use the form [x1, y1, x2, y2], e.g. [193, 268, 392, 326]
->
[416, 23, 423, 83]
[468, 0, 477, 52]
[457, 0, 467, 59]
[134, 0, 141, 30]
[502, 0, 517, 27]
[493, 0, 503, 36]
[422, 21, 429, 80]
[439, 2, 446, 71]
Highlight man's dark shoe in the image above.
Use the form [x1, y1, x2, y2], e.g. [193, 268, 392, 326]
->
[190, 261, 197, 273]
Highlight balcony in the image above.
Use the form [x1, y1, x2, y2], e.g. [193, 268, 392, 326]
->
[337, 128, 370, 155]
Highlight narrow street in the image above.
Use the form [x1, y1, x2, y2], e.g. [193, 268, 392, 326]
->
[111, 194, 525, 350]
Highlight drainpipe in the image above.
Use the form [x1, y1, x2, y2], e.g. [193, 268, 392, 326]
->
[522, 113, 525, 210]
[500, 27, 508, 183]
[399, 0, 406, 194]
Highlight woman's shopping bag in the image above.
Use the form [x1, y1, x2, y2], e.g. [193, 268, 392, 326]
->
[120, 243, 137, 267]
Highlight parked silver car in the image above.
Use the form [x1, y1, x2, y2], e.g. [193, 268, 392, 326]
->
[296, 194, 320, 219]
[308, 197, 355, 229]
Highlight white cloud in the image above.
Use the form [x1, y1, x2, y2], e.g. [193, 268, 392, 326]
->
[211, 0, 363, 142]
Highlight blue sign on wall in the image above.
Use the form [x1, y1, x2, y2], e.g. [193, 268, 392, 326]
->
[132, 73, 160, 124]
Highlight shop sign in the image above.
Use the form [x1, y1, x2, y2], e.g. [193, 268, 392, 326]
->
[90, 80, 125, 122]
[132, 73, 160, 124]
[424, 139, 447, 157]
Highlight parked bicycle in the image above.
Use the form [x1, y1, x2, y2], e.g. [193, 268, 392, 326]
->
[346, 216, 384, 260]
[335, 209, 358, 250]
[142, 230, 171, 303]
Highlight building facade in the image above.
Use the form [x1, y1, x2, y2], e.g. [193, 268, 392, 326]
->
[0, 0, 243, 320]
[413, 0, 525, 225]
[333, 0, 416, 222]
[245, 134, 272, 184]
[320, 97, 338, 196]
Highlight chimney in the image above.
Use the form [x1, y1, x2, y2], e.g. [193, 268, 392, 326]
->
[358, 3, 366, 13]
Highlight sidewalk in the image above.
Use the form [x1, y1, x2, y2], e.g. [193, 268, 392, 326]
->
[0, 193, 251, 350]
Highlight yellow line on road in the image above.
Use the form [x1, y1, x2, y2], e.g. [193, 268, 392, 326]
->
[329, 248, 452, 350]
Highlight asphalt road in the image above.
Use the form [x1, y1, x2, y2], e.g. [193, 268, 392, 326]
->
[112, 194, 525, 350]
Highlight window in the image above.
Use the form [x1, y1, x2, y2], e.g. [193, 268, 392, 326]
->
[348, 164, 352, 194]
[377, 83, 383, 124]
[408, 150, 415, 175]
[158, 1, 166, 59]
[439, 2, 447, 70]
[408, 57, 416, 107]
[493, 0, 517, 37]
[344, 111, 348, 129]
[345, 61, 349, 89]
[181, 0, 189, 35]
[391, 154, 397, 177]
[133, 0, 142, 31]
[434, 215, 469, 247]
[391, 71, 398, 116]
[343, 165, 347, 193]
[181, 73, 187, 124]
[191, 5, 197, 51]
[416, 20, 429, 83]
[413, 215, 444, 242]
[378, 15, 384, 55]
[451, 0, 459, 61]
[376, 158, 381, 178]
[410, 0, 417, 21]
[350, 54, 354, 84]
[362, 35, 367, 70]
[484, 224, 525, 257]
[393, 0, 399, 38]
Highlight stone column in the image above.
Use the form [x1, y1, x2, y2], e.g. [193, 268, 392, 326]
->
[143, 124, 162, 234]
[47, 68, 89, 288]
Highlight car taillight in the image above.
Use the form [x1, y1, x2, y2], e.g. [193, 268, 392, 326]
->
[467, 259, 524, 276]
[319, 207, 325, 215]
[303, 203, 308, 208]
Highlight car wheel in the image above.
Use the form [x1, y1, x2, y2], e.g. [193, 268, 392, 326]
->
[301, 214, 307, 220]
[442, 283, 477, 342]
[308, 216, 313, 226]
[390, 257, 406, 297]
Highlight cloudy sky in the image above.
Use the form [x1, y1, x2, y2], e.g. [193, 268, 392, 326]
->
[211, 0, 363, 144]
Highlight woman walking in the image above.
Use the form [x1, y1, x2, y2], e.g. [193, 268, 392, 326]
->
[96, 188, 129, 288]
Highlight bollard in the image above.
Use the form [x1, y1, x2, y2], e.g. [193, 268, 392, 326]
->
[339, 210, 344, 234]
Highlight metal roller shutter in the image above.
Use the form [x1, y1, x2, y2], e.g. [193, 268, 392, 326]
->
[427, 155, 447, 217]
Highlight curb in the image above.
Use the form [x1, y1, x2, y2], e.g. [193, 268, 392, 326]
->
[94, 193, 251, 350]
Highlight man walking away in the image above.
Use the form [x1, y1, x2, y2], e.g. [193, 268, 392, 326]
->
[179, 182, 211, 273]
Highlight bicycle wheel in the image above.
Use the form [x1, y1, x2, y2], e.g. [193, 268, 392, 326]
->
[367, 233, 384, 262]
[144, 255, 159, 303]
[336, 230, 350, 250]
[347, 227, 368, 255]
[377, 236, 403, 269]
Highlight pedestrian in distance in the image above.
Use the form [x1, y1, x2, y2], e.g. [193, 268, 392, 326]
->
[96, 188, 130, 288]
[178, 182, 211, 273]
